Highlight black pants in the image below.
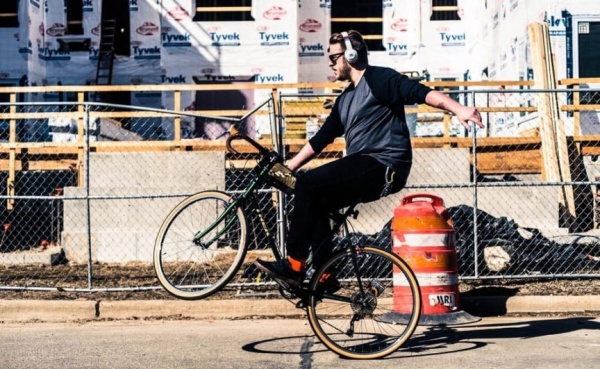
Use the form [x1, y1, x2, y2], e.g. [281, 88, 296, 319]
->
[286, 153, 410, 266]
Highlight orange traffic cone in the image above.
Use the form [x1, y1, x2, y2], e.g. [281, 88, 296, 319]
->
[389, 193, 479, 325]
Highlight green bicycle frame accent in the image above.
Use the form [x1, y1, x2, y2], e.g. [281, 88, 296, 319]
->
[191, 161, 278, 250]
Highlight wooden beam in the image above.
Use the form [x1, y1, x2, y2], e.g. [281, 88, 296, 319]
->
[432, 6, 459, 11]
[573, 85, 582, 147]
[331, 18, 383, 22]
[576, 135, 600, 156]
[474, 149, 542, 174]
[196, 6, 251, 12]
[0, 109, 269, 120]
[0, 159, 77, 171]
[77, 92, 85, 186]
[559, 77, 600, 85]
[561, 104, 600, 111]
[528, 22, 577, 226]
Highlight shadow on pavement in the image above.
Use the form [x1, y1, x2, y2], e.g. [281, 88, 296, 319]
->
[460, 286, 520, 316]
[241, 317, 599, 360]
[405, 317, 599, 358]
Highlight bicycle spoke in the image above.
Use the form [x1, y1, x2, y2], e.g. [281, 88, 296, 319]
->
[307, 246, 421, 359]
[154, 191, 247, 300]
[317, 315, 352, 335]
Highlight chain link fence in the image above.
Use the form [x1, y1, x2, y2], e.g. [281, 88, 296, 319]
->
[1, 87, 600, 294]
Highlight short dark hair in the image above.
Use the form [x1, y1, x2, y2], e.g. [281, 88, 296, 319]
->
[329, 30, 368, 64]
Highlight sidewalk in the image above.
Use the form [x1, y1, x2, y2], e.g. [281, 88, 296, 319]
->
[2, 295, 600, 323]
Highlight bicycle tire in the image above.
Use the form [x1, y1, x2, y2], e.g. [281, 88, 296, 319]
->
[153, 191, 248, 300]
[306, 246, 421, 359]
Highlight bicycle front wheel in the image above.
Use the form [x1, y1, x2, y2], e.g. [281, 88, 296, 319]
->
[153, 191, 248, 300]
[307, 246, 421, 359]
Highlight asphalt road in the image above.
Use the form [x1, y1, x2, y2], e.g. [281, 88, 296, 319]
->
[1, 316, 599, 369]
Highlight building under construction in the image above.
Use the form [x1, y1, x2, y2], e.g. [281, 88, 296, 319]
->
[0, 0, 598, 106]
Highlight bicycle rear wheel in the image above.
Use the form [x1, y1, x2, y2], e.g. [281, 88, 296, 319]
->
[306, 246, 421, 359]
[153, 191, 248, 300]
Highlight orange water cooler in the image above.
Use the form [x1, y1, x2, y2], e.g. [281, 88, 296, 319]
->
[390, 193, 479, 325]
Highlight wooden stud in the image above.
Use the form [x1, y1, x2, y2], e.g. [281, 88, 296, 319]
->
[77, 92, 85, 186]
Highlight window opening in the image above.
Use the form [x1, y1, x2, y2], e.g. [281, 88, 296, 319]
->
[331, 0, 384, 51]
[0, 1, 19, 28]
[430, 0, 460, 21]
[193, 0, 254, 22]
[101, 0, 130, 56]
[65, 0, 84, 35]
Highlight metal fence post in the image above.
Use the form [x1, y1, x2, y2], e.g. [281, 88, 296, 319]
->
[7, 94, 16, 211]
[84, 103, 93, 290]
[274, 93, 287, 257]
[471, 90, 480, 278]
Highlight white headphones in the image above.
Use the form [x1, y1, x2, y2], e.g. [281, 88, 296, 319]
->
[341, 31, 358, 64]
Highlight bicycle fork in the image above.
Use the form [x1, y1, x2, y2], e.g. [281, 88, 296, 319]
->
[192, 197, 240, 248]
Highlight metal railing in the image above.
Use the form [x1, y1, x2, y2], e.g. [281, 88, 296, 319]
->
[1, 86, 600, 294]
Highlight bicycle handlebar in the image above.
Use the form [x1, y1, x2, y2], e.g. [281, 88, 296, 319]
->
[225, 129, 271, 156]
[225, 127, 296, 192]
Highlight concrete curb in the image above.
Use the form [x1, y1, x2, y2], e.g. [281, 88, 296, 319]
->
[0, 300, 98, 322]
[1, 295, 600, 323]
[461, 295, 600, 315]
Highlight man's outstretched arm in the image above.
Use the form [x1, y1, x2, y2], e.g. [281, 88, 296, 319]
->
[425, 90, 484, 130]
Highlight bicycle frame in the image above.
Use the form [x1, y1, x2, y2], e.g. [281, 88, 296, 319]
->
[312, 206, 370, 302]
[191, 151, 285, 262]
[224, 128, 384, 300]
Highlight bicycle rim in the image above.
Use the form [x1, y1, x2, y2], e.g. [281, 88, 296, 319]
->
[306, 246, 422, 359]
[153, 191, 247, 300]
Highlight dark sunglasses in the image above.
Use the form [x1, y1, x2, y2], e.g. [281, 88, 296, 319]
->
[328, 52, 344, 63]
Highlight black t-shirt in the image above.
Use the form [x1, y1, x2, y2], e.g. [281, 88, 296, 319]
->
[309, 65, 432, 175]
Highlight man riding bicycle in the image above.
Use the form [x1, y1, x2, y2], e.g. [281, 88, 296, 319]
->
[255, 30, 484, 288]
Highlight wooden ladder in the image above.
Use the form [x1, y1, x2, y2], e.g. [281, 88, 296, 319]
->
[95, 18, 116, 93]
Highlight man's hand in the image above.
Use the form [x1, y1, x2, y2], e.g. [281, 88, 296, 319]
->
[455, 105, 484, 131]
[425, 90, 485, 131]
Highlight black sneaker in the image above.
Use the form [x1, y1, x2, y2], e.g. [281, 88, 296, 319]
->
[254, 259, 305, 285]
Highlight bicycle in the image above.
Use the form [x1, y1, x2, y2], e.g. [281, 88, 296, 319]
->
[153, 126, 422, 359]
